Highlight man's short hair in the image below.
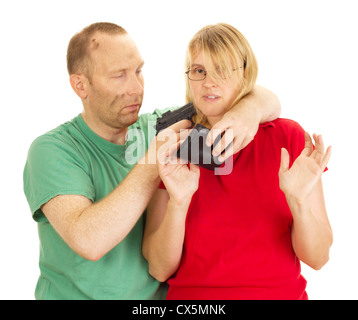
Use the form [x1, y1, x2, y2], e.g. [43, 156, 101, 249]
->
[66, 22, 127, 77]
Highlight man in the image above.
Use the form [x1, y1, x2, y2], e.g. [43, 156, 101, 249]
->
[23, 22, 281, 299]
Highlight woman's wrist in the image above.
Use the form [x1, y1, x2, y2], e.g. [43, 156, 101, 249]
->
[285, 192, 311, 217]
[168, 197, 192, 210]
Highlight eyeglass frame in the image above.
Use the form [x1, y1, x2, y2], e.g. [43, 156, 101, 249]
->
[185, 66, 243, 81]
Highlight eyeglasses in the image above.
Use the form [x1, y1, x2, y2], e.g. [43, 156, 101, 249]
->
[185, 66, 242, 81]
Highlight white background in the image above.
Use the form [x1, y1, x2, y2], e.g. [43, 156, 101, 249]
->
[0, 0, 357, 300]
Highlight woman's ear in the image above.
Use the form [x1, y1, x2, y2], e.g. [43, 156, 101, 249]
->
[69, 74, 88, 99]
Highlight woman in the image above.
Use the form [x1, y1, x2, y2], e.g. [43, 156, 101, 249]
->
[142, 23, 333, 300]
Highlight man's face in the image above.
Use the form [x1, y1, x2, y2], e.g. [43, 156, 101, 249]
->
[85, 33, 144, 130]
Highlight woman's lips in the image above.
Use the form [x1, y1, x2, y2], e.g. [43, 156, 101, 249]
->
[203, 95, 221, 102]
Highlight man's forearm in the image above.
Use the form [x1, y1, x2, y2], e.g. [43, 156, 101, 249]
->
[44, 151, 162, 261]
[79, 122, 191, 259]
[80, 158, 160, 259]
[42, 121, 192, 261]
[242, 85, 281, 123]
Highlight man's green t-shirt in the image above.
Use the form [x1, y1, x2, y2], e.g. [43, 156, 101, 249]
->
[23, 110, 169, 300]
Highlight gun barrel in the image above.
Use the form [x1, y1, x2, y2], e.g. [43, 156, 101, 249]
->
[155, 102, 196, 134]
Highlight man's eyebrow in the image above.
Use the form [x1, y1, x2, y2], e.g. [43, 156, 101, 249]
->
[109, 67, 126, 75]
[109, 61, 144, 74]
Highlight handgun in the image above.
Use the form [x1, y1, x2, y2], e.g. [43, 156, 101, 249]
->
[177, 124, 224, 170]
[154, 102, 197, 135]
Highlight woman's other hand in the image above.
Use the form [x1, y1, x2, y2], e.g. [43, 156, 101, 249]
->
[279, 132, 332, 202]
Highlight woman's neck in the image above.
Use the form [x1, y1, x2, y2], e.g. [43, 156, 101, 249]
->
[206, 115, 223, 128]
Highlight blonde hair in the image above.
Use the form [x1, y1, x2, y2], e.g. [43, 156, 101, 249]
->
[66, 22, 127, 78]
[185, 23, 258, 125]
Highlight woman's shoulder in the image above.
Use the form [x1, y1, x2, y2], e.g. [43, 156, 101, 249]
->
[264, 118, 305, 137]
[270, 118, 303, 130]
[257, 118, 305, 149]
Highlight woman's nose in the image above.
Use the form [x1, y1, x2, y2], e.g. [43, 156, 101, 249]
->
[203, 72, 218, 88]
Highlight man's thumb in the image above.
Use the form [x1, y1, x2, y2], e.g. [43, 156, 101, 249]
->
[280, 148, 290, 172]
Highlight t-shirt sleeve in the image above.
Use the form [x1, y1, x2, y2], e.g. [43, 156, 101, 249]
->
[159, 180, 166, 189]
[286, 120, 306, 167]
[23, 134, 95, 222]
[278, 119, 328, 172]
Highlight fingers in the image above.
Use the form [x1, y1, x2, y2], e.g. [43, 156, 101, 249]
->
[211, 129, 234, 160]
[208, 126, 251, 162]
[179, 128, 192, 142]
[162, 142, 180, 165]
[189, 162, 200, 174]
[217, 142, 234, 162]
[207, 119, 256, 161]
[206, 127, 221, 148]
[156, 125, 191, 164]
[167, 119, 192, 133]
[320, 145, 332, 171]
[299, 132, 332, 170]
[206, 119, 229, 147]
[216, 135, 252, 162]
[157, 145, 168, 165]
[160, 139, 189, 166]
[301, 131, 313, 156]
[302, 132, 328, 162]
[312, 133, 325, 162]
[279, 148, 290, 173]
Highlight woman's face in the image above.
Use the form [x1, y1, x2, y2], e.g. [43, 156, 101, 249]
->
[189, 50, 242, 126]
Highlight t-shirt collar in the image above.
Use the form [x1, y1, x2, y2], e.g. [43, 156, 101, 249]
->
[259, 121, 276, 128]
[75, 114, 129, 154]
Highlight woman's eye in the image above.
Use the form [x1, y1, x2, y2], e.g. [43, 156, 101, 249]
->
[195, 68, 205, 74]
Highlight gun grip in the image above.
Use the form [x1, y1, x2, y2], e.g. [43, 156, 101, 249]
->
[177, 124, 224, 170]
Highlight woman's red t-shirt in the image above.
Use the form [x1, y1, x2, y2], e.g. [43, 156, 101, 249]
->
[161, 119, 311, 300]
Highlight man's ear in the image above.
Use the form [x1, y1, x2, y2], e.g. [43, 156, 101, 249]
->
[69, 74, 89, 99]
